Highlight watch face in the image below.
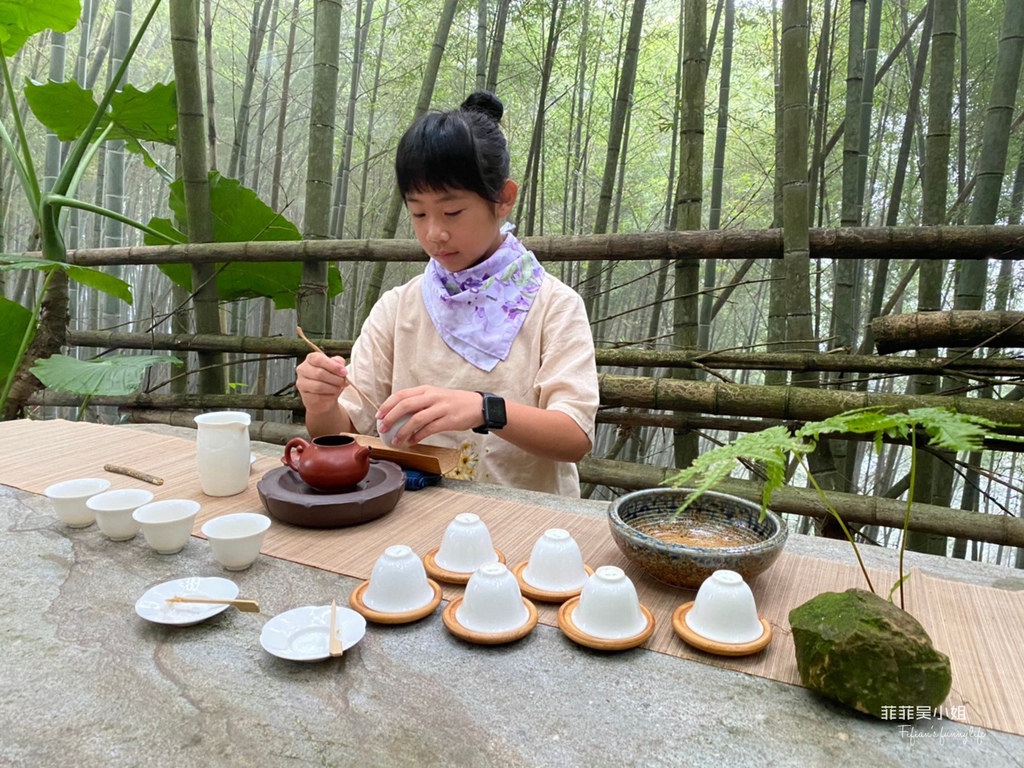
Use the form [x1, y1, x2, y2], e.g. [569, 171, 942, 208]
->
[483, 394, 506, 429]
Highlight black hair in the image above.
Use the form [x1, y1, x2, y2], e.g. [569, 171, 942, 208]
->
[395, 92, 510, 203]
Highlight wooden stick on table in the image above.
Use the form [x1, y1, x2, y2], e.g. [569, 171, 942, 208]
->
[104, 465, 164, 485]
[166, 596, 261, 612]
[297, 326, 381, 413]
[329, 599, 343, 657]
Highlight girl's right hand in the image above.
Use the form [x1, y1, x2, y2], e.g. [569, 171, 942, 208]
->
[295, 352, 350, 415]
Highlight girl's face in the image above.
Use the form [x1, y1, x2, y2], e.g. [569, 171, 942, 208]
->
[405, 181, 517, 273]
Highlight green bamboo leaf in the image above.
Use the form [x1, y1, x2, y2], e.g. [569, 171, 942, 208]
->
[0, 0, 80, 55]
[0, 297, 32, 381]
[30, 354, 182, 396]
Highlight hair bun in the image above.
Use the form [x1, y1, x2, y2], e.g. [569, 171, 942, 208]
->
[461, 91, 503, 123]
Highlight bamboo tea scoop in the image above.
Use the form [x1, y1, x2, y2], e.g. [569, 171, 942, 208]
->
[166, 596, 261, 612]
[329, 599, 344, 657]
[296, 326, 381, 412]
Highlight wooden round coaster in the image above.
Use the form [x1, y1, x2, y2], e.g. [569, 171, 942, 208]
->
[510, 561, 594, 603]
[556, 597, 656, 651]
[422, 547, 506, 585]
[441, 596, 538, 645]
[348, 578, 443, 624]
[672, 601, 773, 656]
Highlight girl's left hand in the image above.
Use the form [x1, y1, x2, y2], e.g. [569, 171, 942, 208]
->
[376, 386, 484, 446]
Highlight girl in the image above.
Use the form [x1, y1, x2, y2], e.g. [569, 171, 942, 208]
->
[296, 92, 599, 497]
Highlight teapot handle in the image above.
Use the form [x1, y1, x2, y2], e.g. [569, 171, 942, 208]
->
[283, 437, 309, 472]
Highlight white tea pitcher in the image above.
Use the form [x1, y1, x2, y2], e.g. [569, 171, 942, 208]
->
[194, 411, 251, 496]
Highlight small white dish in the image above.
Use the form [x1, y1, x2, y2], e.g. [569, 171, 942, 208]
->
[87, 488, 154, 541]
[260, 605, 367, 662]
[201, 512, 271, 570]
[571, 566, 648, 640]
[434, 513, 499, 573]
[135, 576, 239, 626]
[456, 562, 530, 633]
[133, 499, 200, 554]
[685, 569, 764, 644]
[521, 528, 588, 592]
[363, 545, 436, 614]
[44, 477, 111, 527]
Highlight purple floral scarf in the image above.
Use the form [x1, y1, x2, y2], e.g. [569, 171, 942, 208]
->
[421, 228, 545, 371]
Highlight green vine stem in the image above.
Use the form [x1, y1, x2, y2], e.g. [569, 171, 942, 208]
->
[898, 430, 917, 611]
[44, 195, 185, 244]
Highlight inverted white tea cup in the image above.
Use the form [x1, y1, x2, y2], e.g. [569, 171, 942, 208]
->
[522, 528, 587, 592]
[363, 545, 435, 613]
[132, 499, 200, 555]
[685, 569, 764, 644]
[572, 566, 647, 640]
[86, 488, 154, 541]
[201, 512, 271, 570]
[456, 562, 529, 633]
[376, 414, 412, 448]
[434, 513, 498, 573]
[44, 478, 111, 527]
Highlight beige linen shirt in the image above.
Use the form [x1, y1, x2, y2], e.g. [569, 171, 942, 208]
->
[339, 272, 599, 496]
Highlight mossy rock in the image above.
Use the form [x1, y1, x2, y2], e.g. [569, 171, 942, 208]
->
[789, 588, 951, 719]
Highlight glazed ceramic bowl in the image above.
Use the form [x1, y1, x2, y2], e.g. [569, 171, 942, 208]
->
[132, 499, 201, 555]
[434, 513, 499, 573]
[456, 562, 529, 633]
[571, 566, 648, 640]
[44, 478, 111, 527]
[201, 512, 271, 570]
[362, 545, 436, 613]
[86, 488, 154, 541]
[608, 488, 788, 589]
[685, 569, 764, 644]
[521, 528, 588, 592]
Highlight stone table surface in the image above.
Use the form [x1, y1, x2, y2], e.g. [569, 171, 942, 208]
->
[1, 425, 1022, 768]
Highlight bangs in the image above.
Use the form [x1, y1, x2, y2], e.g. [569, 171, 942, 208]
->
[396, 113, 493, 201]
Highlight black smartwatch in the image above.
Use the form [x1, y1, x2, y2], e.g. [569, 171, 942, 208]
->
[472, 392, 507, 434]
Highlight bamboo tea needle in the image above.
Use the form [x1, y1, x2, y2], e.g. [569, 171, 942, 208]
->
[296, 326, 381, 413]
[329, 599, 343, 657]
[166, 596, 261, 612]
[104, 465, 164, 485]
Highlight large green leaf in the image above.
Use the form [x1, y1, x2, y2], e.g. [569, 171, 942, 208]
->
[30, 354, 182, 396]
[146, 173, 343, 309]
[0, 254, 133, 304]
[0, 297, 32, 382]
[24, 80, 177, 150]
[0, 0, 80, 55]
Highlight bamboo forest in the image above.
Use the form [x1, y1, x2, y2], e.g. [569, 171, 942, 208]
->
[2, 0, 1023, 567]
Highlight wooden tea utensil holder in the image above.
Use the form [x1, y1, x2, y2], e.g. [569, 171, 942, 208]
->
[671, 602, 772, 656]
[556, 597, 656, 652]
[348, 579, 443, 624]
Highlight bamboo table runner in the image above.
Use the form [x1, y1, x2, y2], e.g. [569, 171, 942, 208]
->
[2, 418, 1022, 736]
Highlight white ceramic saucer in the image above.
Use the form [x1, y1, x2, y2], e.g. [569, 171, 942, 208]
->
[260, 605, 367, 662]
[135, 576, 240, 626]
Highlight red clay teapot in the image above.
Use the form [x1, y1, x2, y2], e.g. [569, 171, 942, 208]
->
[283, 435, 371, 492]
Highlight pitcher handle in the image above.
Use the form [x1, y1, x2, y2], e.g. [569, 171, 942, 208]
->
[283, 437, 309, 472]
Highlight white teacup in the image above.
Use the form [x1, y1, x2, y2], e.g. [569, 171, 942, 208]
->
[376, 414, 412, 448]
[571, 566, 648, 639]
[522, 528, 587, 592]
[456, 562, 529, 633]
[132, 499, 200, 555]
[201, 512, 271, 570]
[44, 478, 111, 527]
[434, 513, 498, 573]
[363, 545, 435, 613]
[685, 569, 764, 644]
[86, 488, 154, 541]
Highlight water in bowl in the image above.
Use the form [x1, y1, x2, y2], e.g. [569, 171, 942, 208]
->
[637, 520, 762, 548]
